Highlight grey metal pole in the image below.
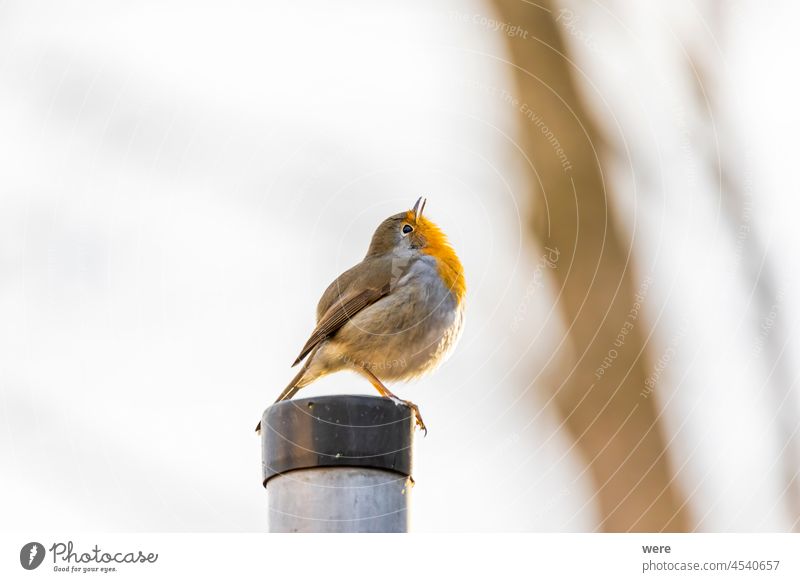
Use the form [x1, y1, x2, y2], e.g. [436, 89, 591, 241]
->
[260, 395, 415, 533]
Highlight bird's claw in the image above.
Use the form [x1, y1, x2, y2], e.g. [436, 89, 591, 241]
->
[405, 401, 427, 436]
[386, 395, 427, 435]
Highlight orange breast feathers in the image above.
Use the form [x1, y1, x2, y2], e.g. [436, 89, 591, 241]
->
[408, 211, 466, 305]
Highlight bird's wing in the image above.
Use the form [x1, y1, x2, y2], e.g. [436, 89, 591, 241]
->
[292, 282, 391, 366]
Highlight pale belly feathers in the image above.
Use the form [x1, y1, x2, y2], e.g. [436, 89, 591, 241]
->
[313, 254, 464, 380]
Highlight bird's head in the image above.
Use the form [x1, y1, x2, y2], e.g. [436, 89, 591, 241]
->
[366, 197, 465, 301]
[366, 197, 438, 255]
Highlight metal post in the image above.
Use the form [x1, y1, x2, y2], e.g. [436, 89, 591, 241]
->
[261, 395, 415, 532]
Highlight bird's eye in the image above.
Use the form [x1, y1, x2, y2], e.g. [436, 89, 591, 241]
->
[402, 224, 413, 235]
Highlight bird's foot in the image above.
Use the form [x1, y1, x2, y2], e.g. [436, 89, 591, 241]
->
[407, 401, 427, 436]
[388, 396, 427, 436]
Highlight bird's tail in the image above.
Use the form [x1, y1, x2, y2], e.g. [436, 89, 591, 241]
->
[255, 347, 319, 434]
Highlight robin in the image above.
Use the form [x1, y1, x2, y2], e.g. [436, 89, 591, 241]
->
[256, 197, 465, 434]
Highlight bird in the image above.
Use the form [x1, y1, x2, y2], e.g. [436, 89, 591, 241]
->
[256, 197, 465, 435]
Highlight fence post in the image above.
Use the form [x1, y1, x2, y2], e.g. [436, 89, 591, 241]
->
[260, 394, 416, 532]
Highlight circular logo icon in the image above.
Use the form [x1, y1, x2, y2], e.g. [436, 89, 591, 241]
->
[20, 542, 46, 570]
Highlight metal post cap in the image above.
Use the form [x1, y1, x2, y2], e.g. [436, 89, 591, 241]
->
[261, 395, 415, 487]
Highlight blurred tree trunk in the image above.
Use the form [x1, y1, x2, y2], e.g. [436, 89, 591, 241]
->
[491, 0, 692, 531]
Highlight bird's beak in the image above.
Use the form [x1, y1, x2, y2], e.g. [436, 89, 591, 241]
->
[411, 196, 427, 224]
